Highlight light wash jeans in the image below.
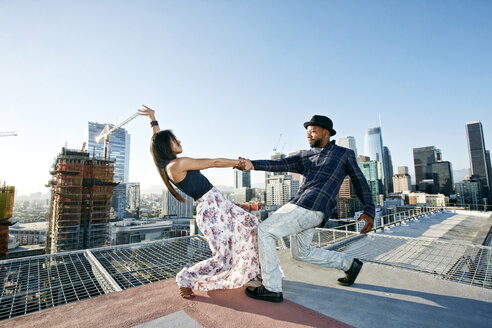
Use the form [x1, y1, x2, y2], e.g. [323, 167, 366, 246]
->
[258, 203, 354, 292]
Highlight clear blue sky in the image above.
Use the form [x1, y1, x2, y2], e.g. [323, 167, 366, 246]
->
[1, 0, 491, 196]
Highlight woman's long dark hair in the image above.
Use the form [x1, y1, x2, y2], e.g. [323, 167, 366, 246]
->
[151, 130, 185, 202]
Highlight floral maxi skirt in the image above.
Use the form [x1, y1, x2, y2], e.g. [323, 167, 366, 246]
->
[176, 187, 262, 290]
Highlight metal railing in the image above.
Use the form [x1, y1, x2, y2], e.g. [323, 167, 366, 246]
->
[309, 207, 492, 290]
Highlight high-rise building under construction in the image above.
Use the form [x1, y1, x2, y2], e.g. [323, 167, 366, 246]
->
[46, 148, 117, 254]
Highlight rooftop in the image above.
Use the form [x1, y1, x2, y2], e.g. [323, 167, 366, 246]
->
[1, 208, 491, 327]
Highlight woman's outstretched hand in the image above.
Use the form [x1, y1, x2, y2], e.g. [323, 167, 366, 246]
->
[138, 105, 156, 121]
[234, 157, 254, 171]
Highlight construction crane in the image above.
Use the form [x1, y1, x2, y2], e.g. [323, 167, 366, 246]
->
[0, 131, 17, 137]
[95, 112, 139, 160]
[273, 133, 282, 153]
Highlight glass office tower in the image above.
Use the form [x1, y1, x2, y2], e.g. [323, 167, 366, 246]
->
[466, 121, 490, 198]
[364, 127, 386, 191]
[87, 122, 130, 183]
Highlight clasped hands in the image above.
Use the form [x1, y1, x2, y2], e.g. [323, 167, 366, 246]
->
[234, 157, 254, 171]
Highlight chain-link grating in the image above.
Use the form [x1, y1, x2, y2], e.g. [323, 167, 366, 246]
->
[0, 253, 107, 320]
[91, 236, 212, 289]
[0, 235, 212, 321]
[327, 234, 492, 289]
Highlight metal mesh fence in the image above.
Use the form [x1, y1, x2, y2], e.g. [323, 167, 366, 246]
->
[91, 236, 211, 289]
[0, 253, 106, 320]
[327, 234, 492, 289]
[0, 235, 211, 321]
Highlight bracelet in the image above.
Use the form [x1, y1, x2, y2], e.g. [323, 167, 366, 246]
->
[150, 121, 158, 127]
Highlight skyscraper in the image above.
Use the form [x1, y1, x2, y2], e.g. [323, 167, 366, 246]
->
[413, 146, 438, 186]
[413, 146, 454, 196]
[431, 161, 454, 196]
[486, 150, 492, 193]
[383, 146, 394, 193]
[364, 127, 386, 191]
[358, 156, 384, 206]
[87, 122, 131, 183]
[466, 121, 490, 198]
[234, 170, 251, 189]
[337, 136, 357, 157]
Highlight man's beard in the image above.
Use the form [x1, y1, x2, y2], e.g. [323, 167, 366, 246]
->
[310, 138, 323, 148]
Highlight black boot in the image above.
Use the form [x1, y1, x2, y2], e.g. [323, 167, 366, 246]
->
[245, 284, 283, 303]
[337, 258, 363, 286]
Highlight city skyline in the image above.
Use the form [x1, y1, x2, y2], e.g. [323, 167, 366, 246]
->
[1, 1, 491, 196]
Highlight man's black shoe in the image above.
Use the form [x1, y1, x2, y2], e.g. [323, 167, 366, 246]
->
[337, 258, 363, 286]
[245, 284, 283, 303]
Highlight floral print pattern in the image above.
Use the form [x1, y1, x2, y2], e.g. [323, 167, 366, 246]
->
[176, 187, 261, 290]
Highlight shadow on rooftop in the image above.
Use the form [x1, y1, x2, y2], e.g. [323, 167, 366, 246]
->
[283, 280, 492, 328]
[193, 286, 351, 327]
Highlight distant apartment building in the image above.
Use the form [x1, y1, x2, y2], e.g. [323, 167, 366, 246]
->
[126, 182, 140, 218]
[110, 219, 175, 245]
[393, 166, 412, 193]
[337, 177, 362, 219]
[264, 152, 287, 186]
[46, 148, 116, 253]
[234, 170, 253, 203]
[162, 188, 193, 218]
[111, 182, 140, 219]
[234, 187, 254, 203]
[408, 192, 447, 207]
[9, 222, 48, 245]
[266, 174, 299, 206]
[337, 136, 357, 156]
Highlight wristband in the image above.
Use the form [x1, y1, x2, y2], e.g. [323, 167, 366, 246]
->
[150, 121, 158, 127]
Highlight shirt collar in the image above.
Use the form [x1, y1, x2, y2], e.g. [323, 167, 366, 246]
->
[312, 140, 335, 152]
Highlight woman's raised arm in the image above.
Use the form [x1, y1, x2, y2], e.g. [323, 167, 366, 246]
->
[138, 105, 160, 134]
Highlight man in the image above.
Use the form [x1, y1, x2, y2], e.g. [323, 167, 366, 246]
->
[238, 115, 375, 303]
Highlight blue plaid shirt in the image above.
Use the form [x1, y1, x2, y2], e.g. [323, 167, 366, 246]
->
[252, 140, 375, 220]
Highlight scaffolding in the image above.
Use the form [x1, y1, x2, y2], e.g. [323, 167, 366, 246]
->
[0, 183, 15, 221]
[46, 148, 117, 254]
[0, 183, 15, 260]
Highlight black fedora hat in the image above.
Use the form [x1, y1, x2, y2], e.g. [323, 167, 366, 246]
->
[304, 115, 336, 136]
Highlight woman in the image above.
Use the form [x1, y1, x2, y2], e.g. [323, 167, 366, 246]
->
[138, 105, 261, 299]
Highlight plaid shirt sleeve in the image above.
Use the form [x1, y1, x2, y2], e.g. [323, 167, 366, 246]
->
[251, 153, 303, 174]
[345, 150, 376, 218]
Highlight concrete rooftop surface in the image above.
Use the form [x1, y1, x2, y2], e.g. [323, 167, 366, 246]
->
[1, 209, 492, 327]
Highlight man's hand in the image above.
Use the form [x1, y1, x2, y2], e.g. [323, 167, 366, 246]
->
[234, 157, 254, 171]
[357, 214, 374, 234]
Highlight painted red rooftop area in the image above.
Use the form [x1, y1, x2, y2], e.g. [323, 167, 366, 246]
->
[2, 278, 351, 328]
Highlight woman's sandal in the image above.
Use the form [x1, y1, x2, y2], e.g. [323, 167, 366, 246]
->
[179, 287, 195, 299]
